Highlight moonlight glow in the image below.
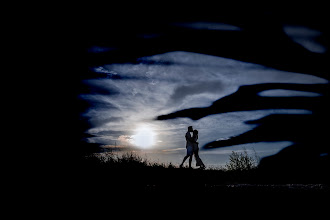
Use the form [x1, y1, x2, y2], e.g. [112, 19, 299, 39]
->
[132, 125, 156, 148]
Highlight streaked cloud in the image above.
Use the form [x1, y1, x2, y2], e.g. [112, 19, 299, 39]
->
[283, 25, 327, 53]
[170, 81, 223, 103]
[172, 21, 242, 31]
[258, 89, 321, 97]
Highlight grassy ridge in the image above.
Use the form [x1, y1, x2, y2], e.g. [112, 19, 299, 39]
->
[70, 150, 329, 195]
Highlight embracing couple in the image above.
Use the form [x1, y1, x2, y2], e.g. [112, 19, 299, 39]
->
[180, 126, 206, 169]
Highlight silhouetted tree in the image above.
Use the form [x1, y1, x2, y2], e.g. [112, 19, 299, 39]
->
[225, 148, 259, 171]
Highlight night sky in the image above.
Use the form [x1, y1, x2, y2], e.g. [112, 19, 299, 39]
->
[82, 51, 326, 167]
[75, 3, 329, 169]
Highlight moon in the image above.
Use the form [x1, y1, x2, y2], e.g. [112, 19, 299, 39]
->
[132, 125, 156, 148]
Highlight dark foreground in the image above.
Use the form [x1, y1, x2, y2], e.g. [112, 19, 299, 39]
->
[63, 160, 329, 197]
[26, 160, 329, 215]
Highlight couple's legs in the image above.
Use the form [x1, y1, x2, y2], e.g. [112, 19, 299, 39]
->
[198, 157, 206, 168]
[180, 155, 193, 168]
[194, 150, 206, 169]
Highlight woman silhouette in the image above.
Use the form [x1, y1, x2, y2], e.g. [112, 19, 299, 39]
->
[180, 126, 195, 168]
[192, 130, 206, 169]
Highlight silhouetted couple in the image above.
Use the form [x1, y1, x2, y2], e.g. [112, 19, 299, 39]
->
[180, 126, 206, 169]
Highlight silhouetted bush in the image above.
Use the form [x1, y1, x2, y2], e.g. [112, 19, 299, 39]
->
[225, 148, 260, 171]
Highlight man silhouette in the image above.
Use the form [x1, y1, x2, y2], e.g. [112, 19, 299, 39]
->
[180, 126, 195, 168]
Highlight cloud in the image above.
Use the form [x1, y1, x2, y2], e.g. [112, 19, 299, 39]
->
[81, 79, 120, 95]
[86, 136, 118, 145]
[88, 46, 117, 53]
[169, 81, 223, 103]
[162, 148, 185, 152]
[258, 89, 321, 97]
[79, 94, 119, 111]
[88, 116, 123, 127]
[283, 25, 327, 53]
[118, 135, 134, 147]
[91, 129, 125, 137]
[172, 22, 242, 31]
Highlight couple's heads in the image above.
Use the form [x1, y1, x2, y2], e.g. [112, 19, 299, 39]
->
[188, 126, 198, 134]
